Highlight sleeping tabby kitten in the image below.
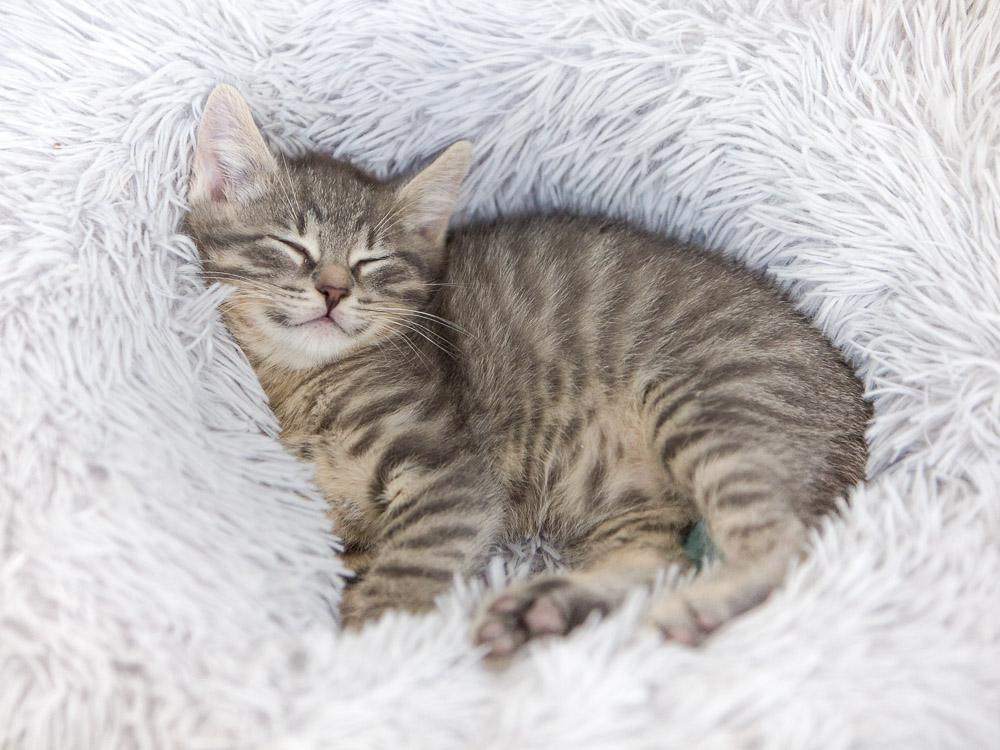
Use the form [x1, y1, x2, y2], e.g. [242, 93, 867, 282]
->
[185, 85, 869, 657]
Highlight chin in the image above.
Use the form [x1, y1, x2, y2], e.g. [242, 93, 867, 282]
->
[226, 309, 388, 372]
[283, 330, 360, 371]
[229, 319, 356, 372]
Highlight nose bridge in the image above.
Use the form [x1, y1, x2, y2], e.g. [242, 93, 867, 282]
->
[314, 264, 350, 292]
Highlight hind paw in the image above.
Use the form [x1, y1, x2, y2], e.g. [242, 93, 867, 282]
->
[645, 575, 776, 646]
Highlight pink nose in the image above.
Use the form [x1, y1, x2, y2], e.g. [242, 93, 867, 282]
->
[317, 284, 349, 310]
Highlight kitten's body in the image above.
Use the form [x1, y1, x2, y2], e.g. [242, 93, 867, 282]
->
[187, 86, 869, 656]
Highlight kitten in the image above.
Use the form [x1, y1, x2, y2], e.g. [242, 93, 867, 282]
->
[185, 85, 869, 657]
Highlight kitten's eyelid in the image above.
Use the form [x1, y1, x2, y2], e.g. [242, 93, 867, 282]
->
[351, 255, 391, 274]
[268, 235, 316, 264]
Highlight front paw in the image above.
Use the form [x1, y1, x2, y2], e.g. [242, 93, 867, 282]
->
[472, 577, 611, 659]
[339, 586, 396, 629]
[339, 579, 442, 629]
[340, 581, 410, 630]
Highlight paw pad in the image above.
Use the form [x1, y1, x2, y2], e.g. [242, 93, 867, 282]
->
[473, 578, 607, 659]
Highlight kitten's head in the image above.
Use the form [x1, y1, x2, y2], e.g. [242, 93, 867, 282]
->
[185, 84, 470, 371]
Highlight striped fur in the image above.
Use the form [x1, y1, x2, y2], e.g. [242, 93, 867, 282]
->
[185, 86, 869, 656]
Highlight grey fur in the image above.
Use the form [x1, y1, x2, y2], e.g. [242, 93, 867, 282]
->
[186, 85, 869, 656]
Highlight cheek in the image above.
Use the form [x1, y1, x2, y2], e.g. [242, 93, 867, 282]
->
[346, 275, 378, 303]
[264, 308, 294, 326]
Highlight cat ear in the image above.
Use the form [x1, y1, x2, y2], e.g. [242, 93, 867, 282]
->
[189, 84, 277, 204]
[396, 141, 471, 245]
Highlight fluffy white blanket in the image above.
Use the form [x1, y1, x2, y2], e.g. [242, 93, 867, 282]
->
[2, 0, 998, 747]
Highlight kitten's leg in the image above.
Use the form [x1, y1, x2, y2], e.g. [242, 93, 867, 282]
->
[644, 509, 807, 645]
[473, 502, 692, 659]
[340, 546, 374, 579]
[644, 390, 823, 644]
[341, 449, 504, 627]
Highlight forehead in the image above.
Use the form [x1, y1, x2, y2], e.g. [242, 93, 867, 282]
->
[260, 156, 385, 236]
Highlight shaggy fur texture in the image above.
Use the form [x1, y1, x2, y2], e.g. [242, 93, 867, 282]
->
[1, 0, 998, 748]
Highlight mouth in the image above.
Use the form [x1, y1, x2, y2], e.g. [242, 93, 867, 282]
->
[296, 314, 348, 333]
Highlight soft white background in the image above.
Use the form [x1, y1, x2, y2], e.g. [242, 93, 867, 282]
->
[1, 0, 998, 747]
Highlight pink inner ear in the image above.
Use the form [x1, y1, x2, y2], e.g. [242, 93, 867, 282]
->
[215, 165, 250, 201]
[196, 139, 253, 202]
[195, 131, 229, 202]
[416, 216, 446, 242]
[208, 161, 228, 202]
[194, 106, 260, 203]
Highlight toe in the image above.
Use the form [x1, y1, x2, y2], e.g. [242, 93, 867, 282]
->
[488, 593, 522, 614]
[473, 619, 507, 645]
[659, 623, 700, 646]
[484, 633, 521, 659]
[523, 596, 568, 636]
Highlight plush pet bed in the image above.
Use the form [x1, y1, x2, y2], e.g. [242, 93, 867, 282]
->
[2, 0, 998, 747]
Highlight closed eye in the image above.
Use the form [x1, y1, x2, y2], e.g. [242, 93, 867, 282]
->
[269, 235, 315, 265]
[351, 256, 390, 274]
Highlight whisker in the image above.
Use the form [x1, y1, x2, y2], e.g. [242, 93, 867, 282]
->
[202, 276, 290, 299]
[376, 215, 408, 235]
[358, 305, 480, 342]
[371, 313, 457, 353]
[400, 324, 457, 359]
[276, 164, 300, 220]
[395, 328, 433, 369]
[218, 289, 279, 302]
[217, 303, 264, 318]
[356, 310, 460, 362]
[218, 299, 280, 311]
[373, 204, 404, 235]
[378, 329, 419, 369]
[201, 271, 284, 289]
[217, 294, 283, 312]
[202, 269, 279, 283]
[218, 299, 275, 311]
[369, 310, 454, 342]
[217, 288, 281, 303]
